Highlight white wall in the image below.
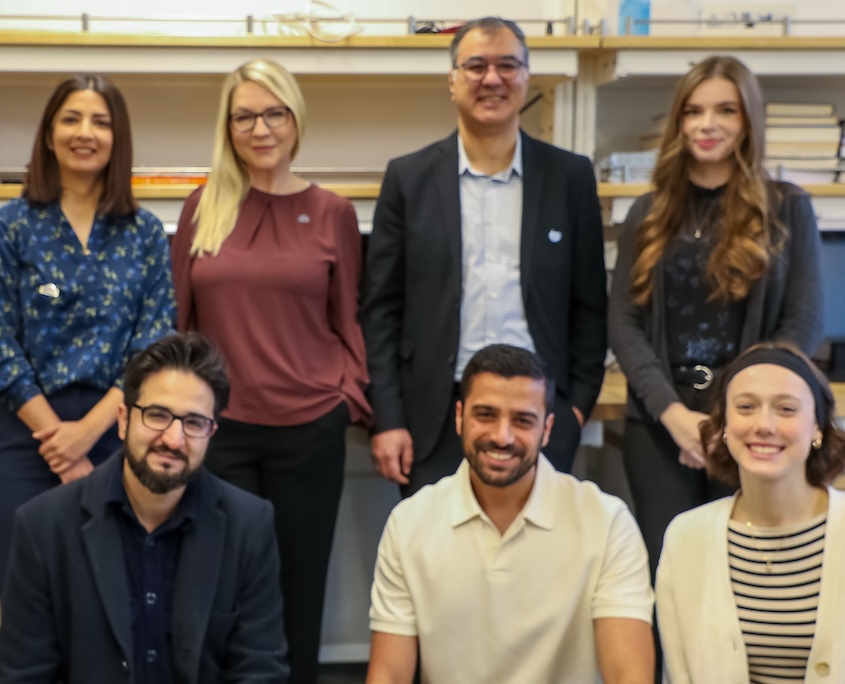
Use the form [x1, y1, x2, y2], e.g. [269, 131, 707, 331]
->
[0, 1, 581, 36]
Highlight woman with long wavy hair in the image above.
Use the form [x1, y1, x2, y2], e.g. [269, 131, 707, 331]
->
[171, 59, 371, 684]
[608, 55, 823, 581]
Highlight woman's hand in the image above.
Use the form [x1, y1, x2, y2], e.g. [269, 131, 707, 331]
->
[58, 457, 95, 483]
[34, 421, 98, 472]
[659, 402, 709, 470]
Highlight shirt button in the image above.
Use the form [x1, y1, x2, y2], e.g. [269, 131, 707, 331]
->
[146, 649, 157, 663]
[145, 592, 157, 605]
[121, 660, 129, 671]
[814, 662, 831, 677]
[145, 538, 155, 547]
[489, 292, 498, 299]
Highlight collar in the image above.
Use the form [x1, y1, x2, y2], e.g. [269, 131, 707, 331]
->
[106, 453, 199, 528]
[457, 131, 523, 180]
[450, 452, 556, 530]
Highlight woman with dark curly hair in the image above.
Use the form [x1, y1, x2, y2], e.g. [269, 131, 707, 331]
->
[656, 342, 845, 683]
[609, 56, 823, 580]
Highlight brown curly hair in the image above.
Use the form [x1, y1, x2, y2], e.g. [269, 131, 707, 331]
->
[630, 56, 785, 306]
[701, 342, 845, 487]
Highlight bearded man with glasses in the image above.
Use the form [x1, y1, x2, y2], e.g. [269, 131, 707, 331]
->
[363, 16, 608, 496]
[0, 333, 289, 684]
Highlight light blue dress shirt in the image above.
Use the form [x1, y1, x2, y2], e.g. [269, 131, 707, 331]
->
[455, 134, 536, 378]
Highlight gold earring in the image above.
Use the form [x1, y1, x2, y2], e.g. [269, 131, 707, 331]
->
[812, 437, 823, 450]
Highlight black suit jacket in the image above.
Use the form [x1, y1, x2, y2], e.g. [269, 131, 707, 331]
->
[0, 453, 288, 684]
[362, 130, 607, 461]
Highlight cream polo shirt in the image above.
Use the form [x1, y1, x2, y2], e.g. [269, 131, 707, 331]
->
[369, 454, 654, 684]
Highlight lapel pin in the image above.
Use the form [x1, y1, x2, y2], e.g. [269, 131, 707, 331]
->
[37, 283, 60, 298]
[548, 229, 563, 244]
[297, 214, 311, 224]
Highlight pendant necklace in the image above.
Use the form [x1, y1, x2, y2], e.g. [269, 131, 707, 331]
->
[690, 195, 720, 240]
[744, 521, 788, 574]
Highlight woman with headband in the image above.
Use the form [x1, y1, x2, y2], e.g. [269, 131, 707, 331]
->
[656, 342, 845, 683]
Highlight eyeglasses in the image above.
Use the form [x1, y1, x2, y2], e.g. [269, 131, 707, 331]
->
[228, 106, 291, 133]
[455, 58, 527, 82]
[133, 404, 216, 438]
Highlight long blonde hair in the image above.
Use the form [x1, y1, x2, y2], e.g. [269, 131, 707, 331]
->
[630, 55, 781, 305]
[190, 59, 307, 255]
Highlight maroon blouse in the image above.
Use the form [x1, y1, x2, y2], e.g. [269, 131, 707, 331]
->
[171, 185, 371, 427]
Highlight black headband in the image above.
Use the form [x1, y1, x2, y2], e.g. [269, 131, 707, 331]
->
[723, 347, 827, 426]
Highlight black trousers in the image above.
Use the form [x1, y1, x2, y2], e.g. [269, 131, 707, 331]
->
[0, 385, 120, 593]
[204, 402, 349, 684]
[622, 389, 734, 683]
[401, 385, 582, 497]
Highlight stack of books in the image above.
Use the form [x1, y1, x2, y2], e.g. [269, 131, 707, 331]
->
[764, 103, 843, 184]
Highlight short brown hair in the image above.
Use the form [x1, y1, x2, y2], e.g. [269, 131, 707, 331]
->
[701, 342, 845, 487]
[24, 74, 136, 216]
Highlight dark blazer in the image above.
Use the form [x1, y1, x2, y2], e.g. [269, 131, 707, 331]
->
[0, 453, 288, 684]
[362, 130, 607, 461]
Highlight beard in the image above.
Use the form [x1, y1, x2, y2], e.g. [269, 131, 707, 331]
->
[123, 443, 199, 495]
[464, 437, 538, 488]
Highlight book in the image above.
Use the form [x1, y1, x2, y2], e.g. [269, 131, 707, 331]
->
[766, 103, 835, 117]
[766, 126, 842, 144]
[766, 141, 841, 157]
[766, 116, 840, 126]
[765, 156, 842, 171]
[766, 168, 839, 185]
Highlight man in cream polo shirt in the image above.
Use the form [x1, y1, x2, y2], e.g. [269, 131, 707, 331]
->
[366, 344, 654, 684]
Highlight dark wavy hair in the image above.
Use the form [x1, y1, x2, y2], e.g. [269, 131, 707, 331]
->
[124, 333, 230, 419]
[701, 342, 845, 487]
[24, 73, 136, 216]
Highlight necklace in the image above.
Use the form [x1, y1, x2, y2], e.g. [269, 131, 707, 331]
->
[744, 521, 788, 574]
[689, 195, 721, 240]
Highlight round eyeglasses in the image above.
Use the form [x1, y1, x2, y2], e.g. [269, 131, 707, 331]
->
[133, 404, 216, 438]
[228, 106, 290, 133]
[455, 58, 527, 83]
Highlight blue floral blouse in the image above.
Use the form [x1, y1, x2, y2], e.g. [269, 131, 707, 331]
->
[0, 198, 175, 412]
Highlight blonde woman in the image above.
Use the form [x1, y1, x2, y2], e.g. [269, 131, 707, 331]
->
[608, 56, 823, 581]
[171, 59, 371, 684]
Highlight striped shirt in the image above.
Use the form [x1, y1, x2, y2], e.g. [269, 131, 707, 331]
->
[728, 513, 827, 684]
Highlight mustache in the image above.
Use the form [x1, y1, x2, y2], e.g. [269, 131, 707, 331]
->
[473, 440, 524, 457]
[149, 445, 188, 462]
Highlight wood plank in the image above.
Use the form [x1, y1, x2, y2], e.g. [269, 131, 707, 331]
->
[0, 31, 599, 50]
[0, 182, 381, 200]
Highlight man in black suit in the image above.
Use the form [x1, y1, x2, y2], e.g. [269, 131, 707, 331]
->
[362, 16, 607, 495]
[0, 334, 288, 684]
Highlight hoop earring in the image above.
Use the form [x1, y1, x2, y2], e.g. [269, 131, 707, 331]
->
[812, 437, 823, 450]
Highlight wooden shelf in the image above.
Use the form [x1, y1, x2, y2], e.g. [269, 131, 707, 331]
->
[602, 36, 845, 50]
[598, 183, 845, 199]
[0, 31, 599, 49]
[0, 31, 596, 78]
[0, 182, 382, 200]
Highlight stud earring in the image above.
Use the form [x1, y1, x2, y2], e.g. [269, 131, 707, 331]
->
[722, 432, 728, 444]
[812, 437, 823, 450]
